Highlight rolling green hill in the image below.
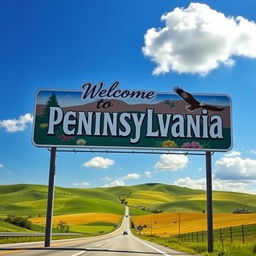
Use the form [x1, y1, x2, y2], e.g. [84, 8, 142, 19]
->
[0, 183, 255, 220]
[0, 184, 124, 218]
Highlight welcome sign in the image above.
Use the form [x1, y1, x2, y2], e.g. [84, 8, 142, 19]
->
[32, 82, 232, 151]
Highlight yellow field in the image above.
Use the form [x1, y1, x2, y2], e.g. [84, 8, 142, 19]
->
[30, 213, 122, 225]
[127, 191, 177, 205]
[132, 212, 256, 237]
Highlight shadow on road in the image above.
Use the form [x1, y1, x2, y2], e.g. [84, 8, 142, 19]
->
[0, 247, 188, 255]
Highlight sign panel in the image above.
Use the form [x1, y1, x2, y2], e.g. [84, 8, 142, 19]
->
[32, 82, 232, 151]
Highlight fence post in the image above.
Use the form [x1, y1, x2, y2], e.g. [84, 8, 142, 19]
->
[230, 226, 233, 243]
[197, 231, 199, 243]
[220, 228, 224, 250]
[192, 232, 194, 242]
[241, 225, 245, 244]
[202, 231, 204, 243]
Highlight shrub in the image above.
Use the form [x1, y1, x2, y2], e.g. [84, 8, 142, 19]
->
[5, 214, 32, 229]
[57, 220, 70, 233]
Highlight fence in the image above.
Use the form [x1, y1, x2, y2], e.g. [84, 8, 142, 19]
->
[175, 223, 256, 244]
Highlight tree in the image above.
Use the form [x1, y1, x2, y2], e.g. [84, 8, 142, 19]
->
[42, 93, 60, 122]
[57, 220, 70, 233]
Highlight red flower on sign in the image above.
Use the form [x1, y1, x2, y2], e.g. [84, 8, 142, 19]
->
[181, 141, 202, 149]
[58, 134, 74, 141]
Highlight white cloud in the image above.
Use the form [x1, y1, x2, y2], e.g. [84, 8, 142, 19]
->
[224, 151, 241, 157]
[82, 157, 115, 169]
[174, 177, 205, 190]
[0, 113, 33, 132]
[81, 182, 91, 186]
[72, 181, 91, 187]
[102, 179, 125, 187]
[101, 176, 113, 181]
[143, 2, 256, 75]
[174, 176, 256, 194]
[102, 173, 140, 187]
[122, 173, 140, 180]
[155, 154, 188, 171]
[144, 171, 152, 178]
[250, 150, 256, 154]
[215, 156, 256, 180]
[0, 164, 4, 168]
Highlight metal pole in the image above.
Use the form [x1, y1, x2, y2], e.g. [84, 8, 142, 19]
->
[206, 151, 213, 252]
[44, 147, 56, 247]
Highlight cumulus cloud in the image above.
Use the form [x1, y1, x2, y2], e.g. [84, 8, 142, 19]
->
[224, 151, 241, 157]
[72, 182, 91, 187]
[102, 172, 140, 187]
[101, 176, 113, 181]
[122, 173, 140, 180]
[155, 154, 188, 171]
[174, 177, 256, 194]
[102, 179, 125, 187]
[0, 113, 33, 132]
[215, 156, 256, 180]
[82, 157, 115, 169]
[144, 171, 152, 178]
[0, 164, 4, 168]
[174, 177, 205, 190]
[143, 2, 256, 75]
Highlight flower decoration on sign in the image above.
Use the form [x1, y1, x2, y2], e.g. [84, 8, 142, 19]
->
[40, 123, 48, 129]
[76, 139, 86, 145]
[181, 141, 202, 149]
[58, 134, 74, 142]
[161, 140, 177, 148]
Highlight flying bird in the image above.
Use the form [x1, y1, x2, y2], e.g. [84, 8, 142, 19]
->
[174, 87, 224, 112]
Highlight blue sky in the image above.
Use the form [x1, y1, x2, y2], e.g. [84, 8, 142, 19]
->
[1, 0, 256, 193]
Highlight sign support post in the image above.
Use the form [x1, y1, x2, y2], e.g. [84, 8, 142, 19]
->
[206, 151, 214, 252]
[44, 147, 56, 248]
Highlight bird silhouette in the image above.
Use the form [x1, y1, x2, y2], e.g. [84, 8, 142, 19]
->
[174, 87, 224, 112]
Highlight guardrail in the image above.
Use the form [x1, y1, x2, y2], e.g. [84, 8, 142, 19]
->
[0, 232, 82, 238]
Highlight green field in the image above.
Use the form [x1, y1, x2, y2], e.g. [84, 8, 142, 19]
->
[0, 183, 256, 235]
[0, 183, 256, 218]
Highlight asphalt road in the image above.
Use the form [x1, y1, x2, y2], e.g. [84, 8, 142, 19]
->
[0, 207, 193, 256]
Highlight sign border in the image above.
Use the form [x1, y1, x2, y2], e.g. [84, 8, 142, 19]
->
[32, 88, 233, 152]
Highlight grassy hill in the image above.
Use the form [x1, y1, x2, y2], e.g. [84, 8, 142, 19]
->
[0, 183, 255, 219]
[0, 184, 124, 218]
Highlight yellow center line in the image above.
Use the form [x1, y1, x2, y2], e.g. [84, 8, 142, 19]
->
[0, 238, 91, 255]
[0, 249, 27, 255]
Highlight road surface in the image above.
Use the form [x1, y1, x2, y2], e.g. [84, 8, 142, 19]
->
[0, 207, 193, 256]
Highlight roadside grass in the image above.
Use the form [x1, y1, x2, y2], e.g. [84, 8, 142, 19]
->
[0, 221, 34, 233]
[134, 233, 256, 256]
